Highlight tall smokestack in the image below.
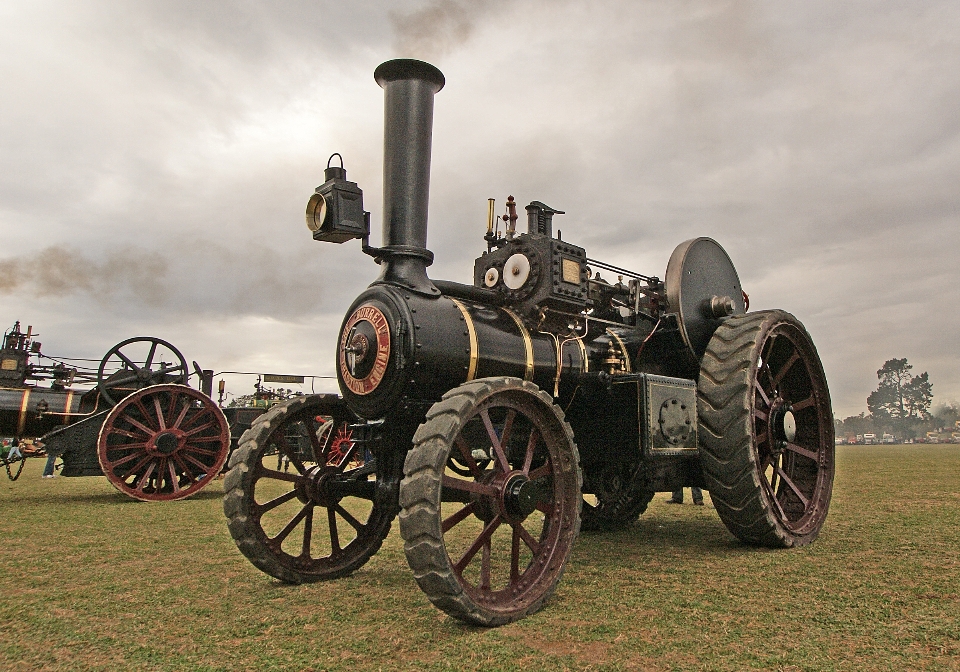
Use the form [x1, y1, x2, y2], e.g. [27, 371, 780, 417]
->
[373, 59, 445, 296]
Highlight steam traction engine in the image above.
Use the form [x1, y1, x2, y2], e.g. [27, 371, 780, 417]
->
[223, 60, 835, 626]
[1, 322, 230, 500]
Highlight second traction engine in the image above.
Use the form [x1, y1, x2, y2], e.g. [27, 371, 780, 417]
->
[223, 59, 835, 627]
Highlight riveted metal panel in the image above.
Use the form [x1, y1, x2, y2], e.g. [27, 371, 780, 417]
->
[641, 374, 698, 456]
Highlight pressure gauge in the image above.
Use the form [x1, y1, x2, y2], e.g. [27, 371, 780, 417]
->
[483, 267, 499, 287]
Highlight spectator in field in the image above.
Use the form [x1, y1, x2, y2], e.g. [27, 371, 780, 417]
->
[41, 443, 58, 478]
[5, 439, 23, 461]
[667, 487, 703, 506]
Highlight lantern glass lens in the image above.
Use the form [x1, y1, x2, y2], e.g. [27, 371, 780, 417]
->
[306, 193, 328, 232]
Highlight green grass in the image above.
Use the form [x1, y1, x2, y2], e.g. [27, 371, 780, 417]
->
[2, 445, 958, 671]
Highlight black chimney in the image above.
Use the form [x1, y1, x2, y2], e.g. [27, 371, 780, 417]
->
[372, 59, 445, 296]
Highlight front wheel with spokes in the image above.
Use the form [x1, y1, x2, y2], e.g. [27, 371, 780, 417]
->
[698, 310, 834, 547]
[223, 395, 396, 583]
[399, 377, 581, 626]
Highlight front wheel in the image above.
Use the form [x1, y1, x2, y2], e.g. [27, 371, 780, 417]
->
[698, 310, 834, 547]
[399, 377, 581, 626]
[223, 395, 397, 583]
[97, 384, 230, 501]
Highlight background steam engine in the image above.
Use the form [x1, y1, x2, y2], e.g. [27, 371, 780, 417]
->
[224, 59, 835, 628]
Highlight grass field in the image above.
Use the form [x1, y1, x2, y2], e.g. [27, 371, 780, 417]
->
[2, 445, 958, 671]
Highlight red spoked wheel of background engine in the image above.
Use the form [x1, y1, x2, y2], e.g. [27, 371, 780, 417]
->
[314, 415, 364, 466]
[97, 384, 230, 502]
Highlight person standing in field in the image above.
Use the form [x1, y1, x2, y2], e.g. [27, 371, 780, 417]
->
[667, 487, 704, 505]
[40, 442, 58, 478]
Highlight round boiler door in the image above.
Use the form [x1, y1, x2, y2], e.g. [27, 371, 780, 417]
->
[339, 304, 391, 396]
[503, 253, 531, 290]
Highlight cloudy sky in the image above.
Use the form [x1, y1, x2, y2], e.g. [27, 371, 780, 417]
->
[2, 1, 958, 417]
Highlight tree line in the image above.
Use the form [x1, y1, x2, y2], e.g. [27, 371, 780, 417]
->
[835, 358, 958, 442]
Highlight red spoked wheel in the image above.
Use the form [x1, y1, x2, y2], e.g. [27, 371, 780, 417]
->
[316, 420, 358, 467]
[399, 377, 581, 626]
[97, 384, 230, 502]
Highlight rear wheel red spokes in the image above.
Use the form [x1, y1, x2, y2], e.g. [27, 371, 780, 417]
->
[753, 324, 832, 534]
[97, 384, 229, 501]
[224, 396, 393, 582]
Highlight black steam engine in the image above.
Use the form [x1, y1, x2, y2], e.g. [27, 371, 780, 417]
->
[223, 60, 835, 626]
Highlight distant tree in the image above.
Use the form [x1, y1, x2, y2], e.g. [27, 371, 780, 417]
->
[903, 372, 933, 420]
[837, 413, 874, 438]
[867, 358, 932, 421]
[867, 358, 908, 419]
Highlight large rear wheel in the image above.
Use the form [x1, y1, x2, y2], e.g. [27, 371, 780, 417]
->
[698, 310, 834, 547]
[399, 377, 581, 626]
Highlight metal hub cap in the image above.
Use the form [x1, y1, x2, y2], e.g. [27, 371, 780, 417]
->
[781, 409, 797, 443]
[503, 474, 541, 521]
[299, 465, 340, 507]
[770, 401, 797, 446]
[153, 430, 181, 455]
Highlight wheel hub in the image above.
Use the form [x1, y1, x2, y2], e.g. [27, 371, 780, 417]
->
[299, 465, 340, 507]
[145, 429, 184, 457]
[154, 431, 180, 455]
[470, 470, 544, 523]
[503, 474, 541, 521]
[780, 409, 797, 443]
[769, 400, 796, 448]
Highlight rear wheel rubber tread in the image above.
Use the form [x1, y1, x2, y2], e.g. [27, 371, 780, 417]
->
[698, 311, 830, 549]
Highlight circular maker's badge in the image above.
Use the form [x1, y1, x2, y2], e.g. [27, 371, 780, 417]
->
[339, 304, 391, 396]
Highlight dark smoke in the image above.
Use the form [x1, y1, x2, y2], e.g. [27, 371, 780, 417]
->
[390, 0, 505, 60]
[0, 241, 366, 322]
[0, 245, 169, 305]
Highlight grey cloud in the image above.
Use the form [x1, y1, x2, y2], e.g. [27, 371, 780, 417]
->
[0, 241, 370, 323]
